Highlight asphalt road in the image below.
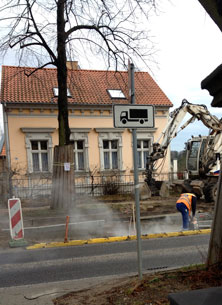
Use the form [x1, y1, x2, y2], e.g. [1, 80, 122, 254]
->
[0, 234, 210, 288]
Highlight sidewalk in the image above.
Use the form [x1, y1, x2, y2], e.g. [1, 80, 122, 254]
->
[0, 274, 132, 305]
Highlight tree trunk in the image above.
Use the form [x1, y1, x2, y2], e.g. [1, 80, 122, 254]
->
[198, 0, 222, 32]
[51, 0, 74, 210]
[207, 160, 222, 266]
[51, 144, 75, 209]
[57, 0, 70, 146]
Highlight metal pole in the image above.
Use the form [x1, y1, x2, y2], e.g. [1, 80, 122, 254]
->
[3, 103, 13, 198]
[130, 63, 143, 280]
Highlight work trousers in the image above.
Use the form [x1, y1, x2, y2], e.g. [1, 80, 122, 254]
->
[176, 202, 189, 230]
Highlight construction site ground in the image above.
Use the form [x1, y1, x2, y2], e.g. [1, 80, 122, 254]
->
[107, 194, 215, 216]
[0, 194, 215, 248]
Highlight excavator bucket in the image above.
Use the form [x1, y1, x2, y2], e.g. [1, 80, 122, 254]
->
[142, 181, 169, 198]
[159, 181, 170, 197]
[154, 181, 170, 197]
[139, 182, 152, 200]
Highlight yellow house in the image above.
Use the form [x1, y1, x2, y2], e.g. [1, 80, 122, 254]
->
[1, 64, 172, 185]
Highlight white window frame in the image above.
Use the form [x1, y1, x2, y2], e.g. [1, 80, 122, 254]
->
[30, 140, 49, 172]
[70, 128, 90, 172]
[102, 139, 119, 170]
[131, 129, 156, 171]
[96, 128, 124, 171]
[73, 140, 85, 171]
[53, 87, 72, 97]
[137, 139, 151, 169]
[107, 89, 126, 99]
[21, 128, 55, 174]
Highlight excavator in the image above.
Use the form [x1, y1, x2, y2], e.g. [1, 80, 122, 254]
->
[145, 99, 222, 202]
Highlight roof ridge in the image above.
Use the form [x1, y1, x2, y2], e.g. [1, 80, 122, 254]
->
[74, 69, 147, 73]
[2, 65, 57, 71]
[2, 65, 148, 74]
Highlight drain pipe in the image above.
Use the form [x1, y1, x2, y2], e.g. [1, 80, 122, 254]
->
[3, 102, 12, 197]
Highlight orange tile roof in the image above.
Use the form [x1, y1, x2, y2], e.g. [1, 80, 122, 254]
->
[0, 143, 6, 157]
[0, 65, 172, 107]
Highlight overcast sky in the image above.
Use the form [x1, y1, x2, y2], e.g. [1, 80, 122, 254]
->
[1, 0, 222, 151]
[150, 0, 222, 151]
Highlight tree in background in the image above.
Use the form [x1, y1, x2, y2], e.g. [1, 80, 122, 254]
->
[178, 149, 187, 172]
[0, 0, 157, 208]
[171, 146, 187, 173]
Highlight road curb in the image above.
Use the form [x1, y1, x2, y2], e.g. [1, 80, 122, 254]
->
[26, 228, 211, 250]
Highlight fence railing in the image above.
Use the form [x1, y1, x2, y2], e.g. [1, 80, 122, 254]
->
[11, 176, 52, 199]
[0, 171, 186, 204]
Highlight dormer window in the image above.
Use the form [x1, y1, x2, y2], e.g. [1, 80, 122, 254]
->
[53, 87, 72, 97]
[107, 89, 126, 99]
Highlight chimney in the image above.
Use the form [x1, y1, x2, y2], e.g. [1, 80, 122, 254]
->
[66, 61, 79, 70]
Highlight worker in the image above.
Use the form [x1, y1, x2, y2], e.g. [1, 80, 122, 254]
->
[176, 193, 197, 230]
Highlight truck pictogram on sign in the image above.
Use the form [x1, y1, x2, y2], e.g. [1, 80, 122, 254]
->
[113, 105, 154, 128]
[120, 108, 148, 125]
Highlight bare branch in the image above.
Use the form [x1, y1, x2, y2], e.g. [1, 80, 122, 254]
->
[24, 62, 56, 76]
[25, 0, 57, 63]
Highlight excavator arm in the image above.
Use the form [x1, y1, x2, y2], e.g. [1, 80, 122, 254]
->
[145, 99, 222, 195]
[150, 99, 222, 165]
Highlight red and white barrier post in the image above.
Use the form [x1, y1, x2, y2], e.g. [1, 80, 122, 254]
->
[8, 198, 27, 247]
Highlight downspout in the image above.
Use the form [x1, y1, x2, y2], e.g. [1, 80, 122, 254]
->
[3, 102, 12, 197]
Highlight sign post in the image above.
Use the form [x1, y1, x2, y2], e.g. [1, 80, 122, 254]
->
[129, 62, 143, 280]
[113, 63, 155, 280]
[8, 198, 28, 247]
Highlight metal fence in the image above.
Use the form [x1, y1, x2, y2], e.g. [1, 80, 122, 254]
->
[0, 171, 186, 204]
[10, 173, 142, 199]
[75, 173, 143, 196]
[11, 176, 52, 200]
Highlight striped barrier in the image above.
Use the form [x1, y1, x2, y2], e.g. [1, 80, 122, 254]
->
[8, 198, 24, 240]
[8, 198, 27, 247]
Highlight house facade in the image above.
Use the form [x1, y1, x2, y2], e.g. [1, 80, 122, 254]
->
[0, 133, 7, 204]
[1, 63, 173, 183]
[0, 134, 6, 173]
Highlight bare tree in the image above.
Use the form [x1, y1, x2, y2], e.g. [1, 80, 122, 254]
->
[0, 0, 157, 208]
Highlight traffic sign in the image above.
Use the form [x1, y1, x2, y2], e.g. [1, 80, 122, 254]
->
[113, 104, 155, 128]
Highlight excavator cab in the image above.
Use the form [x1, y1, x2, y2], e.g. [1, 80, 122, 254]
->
[186, 136, 214, 178]
[186, 136, 207, 177]
[186, 136, 218, 202]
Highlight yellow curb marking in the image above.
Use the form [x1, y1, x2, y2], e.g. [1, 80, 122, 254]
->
[26, 229, 211, 250]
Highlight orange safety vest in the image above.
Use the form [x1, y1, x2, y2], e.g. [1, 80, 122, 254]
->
[176, 193, 196, 215]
